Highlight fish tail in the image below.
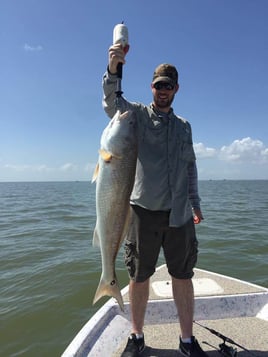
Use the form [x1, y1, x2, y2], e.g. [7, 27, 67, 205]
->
[93, 277, 124, 312]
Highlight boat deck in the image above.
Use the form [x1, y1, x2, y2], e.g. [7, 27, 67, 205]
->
[113, 266, 268, 356]
[62, 265, 268, 357]
[123, 266, 266, 301]
[115, 316, 267, 356]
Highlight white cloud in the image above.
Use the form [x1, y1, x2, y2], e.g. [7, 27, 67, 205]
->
[194, 137, 268, 165]
[60, 163, 77, 171]
[4, 164, 53, 172]
[219, 137, 268, 163]
[36, 165, 53, 172]
[3, 163, 78, 174]
[194, 143, 216, 158]
[262, 148, 268, 160]
[4, 164, 31, 171]
[24, 43, 43, 52]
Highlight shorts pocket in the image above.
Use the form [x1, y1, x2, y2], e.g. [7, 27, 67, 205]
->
[124, 241, 138, 279]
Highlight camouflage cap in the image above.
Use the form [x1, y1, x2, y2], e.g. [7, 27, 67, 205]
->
[152, 63, 178, 86]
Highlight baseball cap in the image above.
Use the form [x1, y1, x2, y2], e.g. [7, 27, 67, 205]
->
[152, 63, 178, 86]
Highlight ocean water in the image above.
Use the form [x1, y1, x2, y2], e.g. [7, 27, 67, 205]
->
[0, 180, 267, 357]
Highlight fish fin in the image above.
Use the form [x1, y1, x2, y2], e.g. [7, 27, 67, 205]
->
[99, 149, 113, 162]
[92, 228, 100, 247]
[119, 110, 133, 120]
[99, 148, 122, 161]
[93, 276, 124, 312]
[91, 163, 99, 182]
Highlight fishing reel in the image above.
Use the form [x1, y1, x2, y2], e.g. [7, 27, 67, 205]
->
[219, 342, 237, 357]
[203, 341, 237, 357]
[194, 321, 254, 357]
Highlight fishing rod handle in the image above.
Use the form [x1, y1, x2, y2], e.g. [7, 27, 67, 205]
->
[117, 63, 123, 79]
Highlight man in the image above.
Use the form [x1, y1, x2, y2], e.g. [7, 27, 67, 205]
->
[102, 43, 208, 357]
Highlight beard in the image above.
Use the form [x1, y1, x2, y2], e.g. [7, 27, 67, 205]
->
[153, 93, 175, 110]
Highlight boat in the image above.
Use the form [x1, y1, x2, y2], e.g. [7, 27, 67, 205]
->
[62, 264, 268, 356]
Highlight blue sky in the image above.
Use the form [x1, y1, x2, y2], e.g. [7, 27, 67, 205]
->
[1, 0, 268, 181]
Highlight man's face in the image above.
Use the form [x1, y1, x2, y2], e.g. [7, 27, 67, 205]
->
[151, 81, 179, 112]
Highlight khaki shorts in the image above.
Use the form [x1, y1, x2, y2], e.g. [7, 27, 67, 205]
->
[124, 205, 198, 282]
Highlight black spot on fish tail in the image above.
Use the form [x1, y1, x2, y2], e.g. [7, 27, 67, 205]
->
[93, 277, 124, 311]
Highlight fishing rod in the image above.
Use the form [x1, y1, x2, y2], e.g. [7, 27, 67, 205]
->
[194, 321, 258, 356]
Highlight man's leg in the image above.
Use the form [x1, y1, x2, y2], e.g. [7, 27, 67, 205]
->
[129, 279, 150, 334]
[124, 206, 164, 334]
[163, 220, 197, 338]
[121, 206, 164, 356]
[120, 279, 148, 356]
[172, 277, 194, 338]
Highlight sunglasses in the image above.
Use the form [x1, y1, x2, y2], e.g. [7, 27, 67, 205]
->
[153, 82, 175, 91]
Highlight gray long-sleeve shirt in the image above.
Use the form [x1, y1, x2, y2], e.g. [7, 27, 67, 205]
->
[102, 71, 201, 227]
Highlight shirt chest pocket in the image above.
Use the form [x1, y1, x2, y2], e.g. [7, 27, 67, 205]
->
[175, 121, 196, 162]
[177, 139, 196, 162]
[142, 123, 168, 146]
[176, 135, 196, 162]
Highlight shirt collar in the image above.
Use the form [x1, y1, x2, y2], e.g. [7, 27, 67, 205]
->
[150, 103, 174, 118]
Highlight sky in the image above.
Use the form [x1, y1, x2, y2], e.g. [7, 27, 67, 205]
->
[1, 0, 268, 181]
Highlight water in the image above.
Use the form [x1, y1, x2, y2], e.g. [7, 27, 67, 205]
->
[0, 180, 267, 357]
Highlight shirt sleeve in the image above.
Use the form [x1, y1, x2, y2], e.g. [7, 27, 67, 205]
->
[188, 161, 201, 209]
[102, 70, 118, 119]
[102, 70, 131, 118]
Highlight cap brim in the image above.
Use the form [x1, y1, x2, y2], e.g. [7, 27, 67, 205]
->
[152, 76, 175, 85]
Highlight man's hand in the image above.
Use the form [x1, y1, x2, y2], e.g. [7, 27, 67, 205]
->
[108, 44, 129, 74]
[193, 208, 204, 224]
